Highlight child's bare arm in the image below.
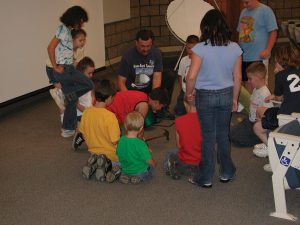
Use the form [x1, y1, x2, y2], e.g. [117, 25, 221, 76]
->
[47, 37, 64, 74]
[135, 102, 148, 118]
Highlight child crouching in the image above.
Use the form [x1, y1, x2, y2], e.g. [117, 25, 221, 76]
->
[164, 97, 201, 180]
[79, 79, 121, 183]
[117, 111, 156, 184]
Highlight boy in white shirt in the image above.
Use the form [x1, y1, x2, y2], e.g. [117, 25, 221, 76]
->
[173, 35, 199, 116]
[231, 62, 273, 147]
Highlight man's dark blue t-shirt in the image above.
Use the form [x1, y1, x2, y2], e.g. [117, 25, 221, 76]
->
[117, 46, 163, 94]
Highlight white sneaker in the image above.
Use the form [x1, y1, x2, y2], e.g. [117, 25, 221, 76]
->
[61, 129, 75, 138]
[263, 163, 272, 172]
[50, 88, 65, 111]
[254, 143, 267, 149]
[253, 145, 268, 157]
[237, 102, 244, 112]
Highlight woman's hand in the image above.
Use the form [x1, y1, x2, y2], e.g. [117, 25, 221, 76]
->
[232, 100, 238, 112]
[186, 89, 196, 102]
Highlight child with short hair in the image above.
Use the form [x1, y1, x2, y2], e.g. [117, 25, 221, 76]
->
[117, 111, 156, 184]
[47, 6, 93, 138]
[253, 44, 300, 161]
[231, 62, 273, 147]
[79, 79, 121, 182]
[75, 56, 95, 121]
[165, 97, 201, 180]
[174, 35, 199, 116]
[48, 28, 88, 113]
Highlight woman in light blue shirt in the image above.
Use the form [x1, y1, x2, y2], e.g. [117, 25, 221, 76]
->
[186, 9, 242, 188]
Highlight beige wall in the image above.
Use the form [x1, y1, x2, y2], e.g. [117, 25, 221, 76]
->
[0, 1, 105, 103]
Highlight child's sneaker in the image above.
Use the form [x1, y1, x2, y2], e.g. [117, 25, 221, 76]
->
[61, 129, 75, 138]
[72, 132, 85, 151]
[49, 88, 65, 111]
[130, 176, 141, 184]
[119, 174, 130, 184]
[106, 166, 121, 183]
[253, 145, 268, 158]
[82, 154, 98, 179]
[254, 143, 267, 149]
[263, 163, 272, 172]
[95, 154, 112, 182]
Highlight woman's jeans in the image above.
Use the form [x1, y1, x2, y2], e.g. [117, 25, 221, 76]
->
[193, 87, 236, 185]
[53, 65, 94, 130]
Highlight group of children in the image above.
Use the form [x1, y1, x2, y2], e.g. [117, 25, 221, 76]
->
[45, 6, 202, 184]
[231, 43, 300, 173]
[46, 5, 300, 185]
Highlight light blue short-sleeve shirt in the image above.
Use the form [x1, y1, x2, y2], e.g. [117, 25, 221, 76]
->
[192, 42, 242, 90]
[237, 3, 278, 61]
[55, 24, 73, 65]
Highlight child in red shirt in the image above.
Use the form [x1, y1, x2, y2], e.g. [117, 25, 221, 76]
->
[165, 98, 202, 179]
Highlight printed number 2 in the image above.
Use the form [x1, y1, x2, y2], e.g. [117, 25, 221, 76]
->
[287, 74, 300, 92]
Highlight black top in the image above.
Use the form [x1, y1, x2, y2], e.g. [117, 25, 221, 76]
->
[275, 68, 300, 114]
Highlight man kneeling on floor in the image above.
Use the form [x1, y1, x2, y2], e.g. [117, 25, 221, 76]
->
[79, 79, 121, 183]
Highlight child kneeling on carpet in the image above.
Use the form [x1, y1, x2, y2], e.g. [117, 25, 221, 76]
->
[79, 79, 121, 183]
[164, 97, 201, 180]
[117, 111, 156, 184]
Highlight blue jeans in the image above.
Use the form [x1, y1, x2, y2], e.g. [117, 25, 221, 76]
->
[53, 65, 94, 130]
[46, 66, 58, 84]
[132, 166, 155, 182]
[193, 87, 236, 185]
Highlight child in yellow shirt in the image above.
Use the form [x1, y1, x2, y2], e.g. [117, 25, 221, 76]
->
[80, 79, 121, 182]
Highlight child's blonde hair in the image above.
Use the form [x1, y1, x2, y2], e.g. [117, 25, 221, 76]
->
[124, 111, 144, 132]
[275, 44, 300, 69]
[246, 61, 267, 79]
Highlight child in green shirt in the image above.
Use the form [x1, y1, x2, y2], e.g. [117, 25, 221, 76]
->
[117, 111, 156, 184]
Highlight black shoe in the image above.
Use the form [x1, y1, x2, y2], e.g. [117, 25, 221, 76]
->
[72, 132, 85, 151]
[188, 178, 212, 188]
[219, 175, 235, 183]
[201, 183, 212, 188]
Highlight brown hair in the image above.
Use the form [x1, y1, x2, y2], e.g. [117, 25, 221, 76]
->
[275, 44, 300, 69]
[124, 111, 144, 132]
[246, 61, 267, 79]
[93, 79, 116, 102]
